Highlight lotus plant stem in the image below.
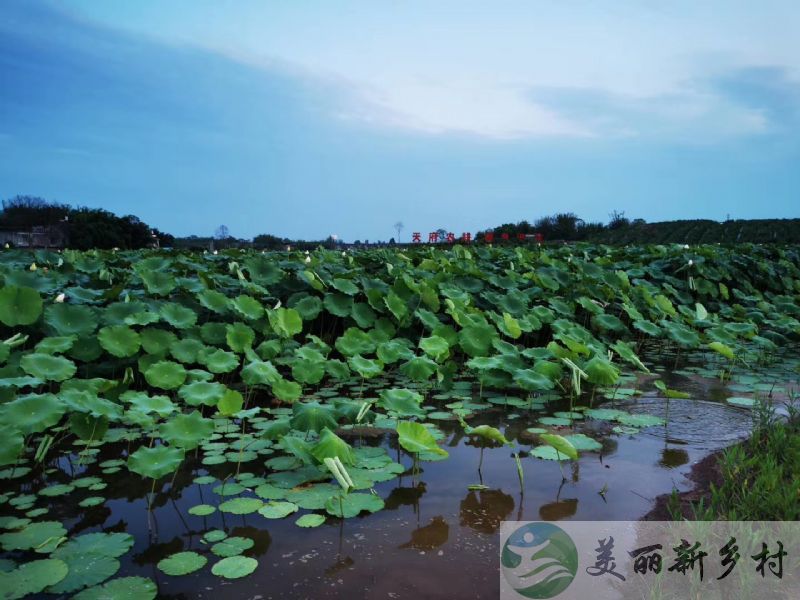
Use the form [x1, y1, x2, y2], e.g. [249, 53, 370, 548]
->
[478, 447, 484, 474]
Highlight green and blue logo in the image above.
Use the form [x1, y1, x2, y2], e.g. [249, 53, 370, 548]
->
[501, 522, 579, 599]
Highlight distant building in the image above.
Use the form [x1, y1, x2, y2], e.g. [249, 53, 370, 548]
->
[0, 224, 68, 248]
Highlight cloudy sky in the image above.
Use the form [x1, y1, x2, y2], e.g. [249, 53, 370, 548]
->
[1, 0, 798, 240]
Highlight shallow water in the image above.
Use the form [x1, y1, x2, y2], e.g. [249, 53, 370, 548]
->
[4, 352, 791, 600]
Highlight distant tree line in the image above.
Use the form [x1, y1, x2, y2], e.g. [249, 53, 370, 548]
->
[0, 196, 174, 250]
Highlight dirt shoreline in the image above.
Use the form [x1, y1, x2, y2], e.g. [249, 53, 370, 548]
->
[642, 447, 726, 520]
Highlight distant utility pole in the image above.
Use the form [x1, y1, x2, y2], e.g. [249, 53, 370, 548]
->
[394, 221, 404, 243]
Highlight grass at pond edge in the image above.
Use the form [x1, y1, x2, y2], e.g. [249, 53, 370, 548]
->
[647, 401, 800, 521]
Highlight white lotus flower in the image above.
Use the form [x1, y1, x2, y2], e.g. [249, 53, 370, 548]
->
[305, 256, 311, 264]
[55, 293, 66, 303]
[341, 252, 346, 257]
[29, 263, 37, 271]
[213, 250, 218, 255]
[688, 259, 693, 266]
[3, 243, 8, 249]
[683, 244, 690, 249]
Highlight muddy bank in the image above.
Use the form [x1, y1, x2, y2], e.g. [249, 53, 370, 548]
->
[642, 446, 726, 520]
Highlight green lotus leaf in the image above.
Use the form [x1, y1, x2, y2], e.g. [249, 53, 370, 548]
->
[323, 293, 354, 318]
[632, 320, 661, 337]
[530, 445, 572, 461]
[127, 445, 185, 479]
[664, 322, 700, 348]
[0, 521, 67, 553]
[513, 368, 556, 391]
[295, 514, 326, 528]
[398, 356, 437, 381]
[232, 295, 264, 320]
[351, 302, 376, 328]
[310, 427, 355, 465]
[332, 278, 359, 295]
[585, 408, 629, 421]
[188, 504, 216, 516]
[144, 360, 187, 389]
[0, 425, 23, 466]
[325, 359, 351, 379]
[335, 327, 376, 357]
[69, 413, 109, 441]
[46, 551, 120, 594]
[271, 378, 302, 403]
[268, 307, 302, 338]
[97, 326, 141, 358]
[290, 401, 338, 433]
[726, 396, 757, 408]
[418, 335, 450, 362]
[139, 270, 176, 295]
[458, 323, 496, 357]
[258, 501, 299, 519]
[139, 328, 177, 355]
[562, 433, 603, 452]
[290, 295, 322, 320]
[384, 291, 407, 322]
[0, 285, 43, 326]
[35, 335, 77, 355]
[218, 497, 264, 515]
[348, 354, 384, 379]
[0, 393, 64, 434]
[501, 312, 522, 339]
[396, 421, 448, 457]
[121, 392, 176, 416]
[324, 492, 384, 518]
[283, 483, 340, 510]
[591, 313, 627, 333]
[217, 389, 243, 416]
[584, 356, 620, 386]
[157, 551, 208, 576]
[72, 576, 157, 600]
[708, 341, 735, 360]
[211, 555, 258, 579]
[376, 339, 414, 364]
[226, 322, 255, 353]
[464, 424, 511, 446]
[610, 340, 649, 373]
[20, 353, 76, 381]
[199, 348, 239, 373]
[170, 338, 206, 363]
[291, 358, 326, 384]
[257, 417, 291, 440]
[55, 532, 134, 558]
[198, 289, 231, 314]
[0, 558, 68, 599]
[160, 411, 214, 449]
[538, 433, 579, 460]
[59, 388, 121, 419]
[159, 303, 197, 329]
[378, 388, 425, 418]
[236, 361, 276, 389]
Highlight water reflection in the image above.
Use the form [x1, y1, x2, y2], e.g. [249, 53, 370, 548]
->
[459, 488, 515, 534]
[659, 447, 690, 469]
[384, 483, 426, 510]
[539, 498, 578, 521]
[398, 516, 449, 550]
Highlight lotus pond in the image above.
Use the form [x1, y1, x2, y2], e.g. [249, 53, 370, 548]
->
[0, 243, 798, 599]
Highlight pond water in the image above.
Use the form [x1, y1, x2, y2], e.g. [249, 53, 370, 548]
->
[2, 350, 797, 600]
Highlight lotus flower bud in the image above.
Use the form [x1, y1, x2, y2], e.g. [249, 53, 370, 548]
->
[683, 244, 690, 249]
[305, 256, 311, 264]
[29, 263, 37, 271]
[688, 259, 693, 266]
[213, 250, 218, 255]
[55, 293, 66, 303]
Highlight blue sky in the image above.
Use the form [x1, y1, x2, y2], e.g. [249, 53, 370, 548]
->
[1, 0, 798, 241]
